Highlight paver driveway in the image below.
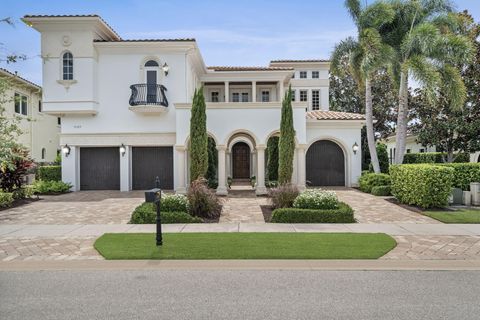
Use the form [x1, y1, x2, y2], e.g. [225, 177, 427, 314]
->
[0, 191, 144, 225]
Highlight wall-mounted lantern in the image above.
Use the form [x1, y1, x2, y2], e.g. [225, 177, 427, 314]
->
[62, 144, 71, 157]
[119, 144, 126, 157]
[352, 142, 359, 155]
[162, 62, 169, 76]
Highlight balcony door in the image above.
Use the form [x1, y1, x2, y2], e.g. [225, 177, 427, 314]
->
[144, 60, 159, 104]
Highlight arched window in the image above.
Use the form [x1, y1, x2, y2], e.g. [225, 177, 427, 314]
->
[62, 52, 73, 80]
[144, 60, 159, 67]
[41, 148, 46, 160]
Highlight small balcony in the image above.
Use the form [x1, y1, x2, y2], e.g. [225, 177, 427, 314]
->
[129, 84, 169, 114]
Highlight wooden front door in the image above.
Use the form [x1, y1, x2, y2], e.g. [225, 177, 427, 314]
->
[306, 140, 345, 186]
[232, 142, 250, 179]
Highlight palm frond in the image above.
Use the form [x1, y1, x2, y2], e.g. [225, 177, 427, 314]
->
[406, 55, 441, 104]
[358, 1, 395, 29]
[420, 0, 454, 16]
[330, 37, 360, 75]
[433, 33, 475, 65]
[441, 64, 466, 111]
[401, 22, 440, 57]
[344, 0, 362, 26]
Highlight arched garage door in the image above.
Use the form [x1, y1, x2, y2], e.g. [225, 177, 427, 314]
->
[306, 140, 345, 186]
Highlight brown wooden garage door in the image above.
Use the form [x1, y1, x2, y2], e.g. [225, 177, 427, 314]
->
[80, 147, 120, 190]
[306, 140, 345, 186]
[132, 147, 174, 190]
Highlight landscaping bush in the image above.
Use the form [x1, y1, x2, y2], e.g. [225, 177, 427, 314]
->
[31, 180, 72, 194]
[369, 144, 389, 173]
[439, 163, 480, 191]
[268, 183, 299, 209]
[129, 203, 202, 224]
[36, 165, 61, 182]
[187, 178, 222, 219]
[293, 189, 339, 210]
[271, 202, 354, 223]
[12, 186, 34, 200]
[403, 152, 445, 164]
[390, 164, 453, 208]
[0, 192, 14, 208]
[359, 173, 391, 193]
[161, 193, 190, 213]
[371, 185, 391, 196]
[207, 178, 218, 189]
[265, 180, 279, 188]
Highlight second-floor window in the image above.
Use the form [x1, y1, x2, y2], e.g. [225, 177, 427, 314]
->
[300, 90, 308, 102]
[291, 90, 296, 101]
[211, 91, 219, 102]
[312, 90, 320, 110]
[299, 71, 307, 79]
[261, 90, 270, 102]
[312, 71, 319, 79]
[14, 93, 28, 115]
[62, 51, 73, 80]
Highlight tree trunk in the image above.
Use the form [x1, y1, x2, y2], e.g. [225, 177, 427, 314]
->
[365, 77, 380, 173]
[395, 71, 409, 164]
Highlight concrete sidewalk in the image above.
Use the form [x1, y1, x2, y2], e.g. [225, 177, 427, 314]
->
[1, 223, 480, 237]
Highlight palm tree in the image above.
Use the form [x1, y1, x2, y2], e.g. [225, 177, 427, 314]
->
[381, 0, 474, 164]
[331, 0, 394, 173]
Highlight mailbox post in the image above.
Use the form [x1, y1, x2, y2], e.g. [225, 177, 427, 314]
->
[145, 178, 162, 246]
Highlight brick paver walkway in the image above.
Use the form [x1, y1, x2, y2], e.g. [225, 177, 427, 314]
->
[382, 236, 480, 260]
[219, 189, 267, 223]
[0, 191, 144, 225]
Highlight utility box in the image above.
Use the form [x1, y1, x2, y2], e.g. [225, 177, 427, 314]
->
[145, 188, 161, 203]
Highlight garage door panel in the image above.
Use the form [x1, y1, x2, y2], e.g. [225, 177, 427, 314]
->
[80, 147, 120, 190]
[306, 140, 345, 186]
[132, 147, 173, 190]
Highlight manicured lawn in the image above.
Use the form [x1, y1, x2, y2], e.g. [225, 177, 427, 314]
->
[423, 209, 480, 224]
[94, 233, 396, 260]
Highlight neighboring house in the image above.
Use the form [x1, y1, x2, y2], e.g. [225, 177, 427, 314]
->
[381, 133, 436, 164]
[23, 15, 365, 194]
[0, 68, 60, 162]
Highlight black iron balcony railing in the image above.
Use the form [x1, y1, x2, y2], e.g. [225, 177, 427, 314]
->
[129, 84, 169, 107]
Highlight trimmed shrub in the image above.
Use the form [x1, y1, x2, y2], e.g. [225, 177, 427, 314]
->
[439, 163, 480, 191]
[0, 192, 14, 208]
[12, 186, 34, 200]
[129, 203, 202, 224]
[31, 180, 71, 194]
[36, 165, 61, 182]
[359, 173, 391, 193]
[271, 202, 354, 223]
[403, 152, 445, 164]
[390, 164, 454, 208]
[369, 144, 389, 173]
[371, 185, 391, 196]
[268, 183, 299, 209]
[293, 189, 339, 210]
[161, 193, 190, 213]
[187, 178, 222, 219]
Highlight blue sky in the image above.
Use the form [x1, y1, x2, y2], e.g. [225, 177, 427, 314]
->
[1, 0, 479, 85]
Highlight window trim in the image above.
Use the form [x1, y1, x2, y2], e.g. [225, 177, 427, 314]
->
[312, 71, 320, 79]
[299, 71, 307, 79]
[14, 92, 28, 116]
[299, 90, 308, 102]
[261, 90, 270, 102]
[57, 50, 77, 88]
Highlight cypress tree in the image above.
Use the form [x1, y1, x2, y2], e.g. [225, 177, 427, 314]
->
[278, 86, 296, 184]
[266, 136, 279, 181]
[189, 87, 208, 182]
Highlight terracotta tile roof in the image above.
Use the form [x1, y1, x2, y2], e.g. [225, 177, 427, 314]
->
[94, 38, 195, 43]
[207, 66, 294, 72]
[0, 68, 41, 90]
[270, 59, 330, 63]
[306, 110, 365, 121]
[23, 14, 121, 40]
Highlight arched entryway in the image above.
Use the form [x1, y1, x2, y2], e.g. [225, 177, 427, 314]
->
[306, 140, 345, 186]
[232, 142, 250, 179]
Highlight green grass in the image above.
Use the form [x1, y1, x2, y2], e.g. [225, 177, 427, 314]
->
[94, 233, 396, 260]
[423, 209, 480, 224]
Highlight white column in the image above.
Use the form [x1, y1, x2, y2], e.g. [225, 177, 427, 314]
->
[297, 144, 307, 190]
[224, 81, 229, 103]
[226, 150, 231, 179]
[175, 145, 187, 194]
[255, 145, 267, 195]
[120, 146, 131, 191]
[216, 145, 228, 195]
[279, 81, 285, 101]
[252, 81, 257, 102]
[62, 145, 79, 191]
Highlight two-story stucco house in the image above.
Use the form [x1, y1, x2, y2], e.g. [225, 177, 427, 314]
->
[23, 14, 366, 194]
[0, 68, 60, 163]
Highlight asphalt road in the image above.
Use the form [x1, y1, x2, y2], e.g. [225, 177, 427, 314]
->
[1, 270, 479, 320]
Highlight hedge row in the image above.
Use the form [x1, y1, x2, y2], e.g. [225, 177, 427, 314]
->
[390, 164, 454, 208]
[359, 173, 391, 193]
[438, 163, 480, 191]
[129, 202, 202, 224]
[403, 152, 470, 164]
[271, 202, 354, 223]
[36, 165, 61, 182]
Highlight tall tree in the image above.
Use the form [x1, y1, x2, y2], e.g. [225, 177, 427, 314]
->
[266, 136, 279, 181]
[381, 0, 474, 163]
[278, 87, 295, 184]
[189, 87, 208, 182]
[331, 0, 395, 173]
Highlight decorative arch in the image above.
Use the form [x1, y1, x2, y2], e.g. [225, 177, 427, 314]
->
[224, 129, 260, 147]
[139, 56, 161, 69]
[228, 135, 255, 152]
[183, 131, 219, 147]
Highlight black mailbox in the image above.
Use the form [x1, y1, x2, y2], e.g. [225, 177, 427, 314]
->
[145, 188, 161, 203]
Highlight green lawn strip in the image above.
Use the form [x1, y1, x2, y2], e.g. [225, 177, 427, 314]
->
[422, 209, 480, 224]
[94, 233, 396, 260]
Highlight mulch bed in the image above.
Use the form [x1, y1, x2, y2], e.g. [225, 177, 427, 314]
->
[0, 197, 40, 212]
[260, 205, 273, 222]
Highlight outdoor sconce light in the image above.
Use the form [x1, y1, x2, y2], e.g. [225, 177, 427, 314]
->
[62, 144, 71, 157]
[119, 144, 126, 157]
[162, 62, 169, 76]
[352, 142, 359, 155]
